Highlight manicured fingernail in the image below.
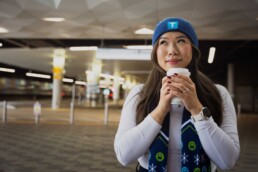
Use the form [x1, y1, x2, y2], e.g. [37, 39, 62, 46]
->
[168, 81, 171, 84]
[174, 73, 178, 76]
[167, 76, 171, 79]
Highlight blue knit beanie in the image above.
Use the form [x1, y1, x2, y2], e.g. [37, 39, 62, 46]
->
[152, 17, 198, 47]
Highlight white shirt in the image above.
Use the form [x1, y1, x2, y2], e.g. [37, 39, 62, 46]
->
[114, 84, 240, 171]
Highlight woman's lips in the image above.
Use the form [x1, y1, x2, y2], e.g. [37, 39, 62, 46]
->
[166, 60, 181, 65]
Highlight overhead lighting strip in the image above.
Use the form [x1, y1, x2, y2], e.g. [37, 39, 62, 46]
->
[134, 28, 154, 34]
[0, 27, 9, 33]
[124, 45, 152, 50]
[208, 47, 216, 64]
[62, 78, 74, 83]
[99, 73, 125, 81]
[75, 80, 86, 85]
[26, 72, 51, 79]
[96, 48, 151, 60]
[42, 17, 65, 22]
[0, 67, 15, 73]
[69, 46, 98, 51]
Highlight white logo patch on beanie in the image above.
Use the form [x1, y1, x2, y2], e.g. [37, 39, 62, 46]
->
[167, 21, 178, 29]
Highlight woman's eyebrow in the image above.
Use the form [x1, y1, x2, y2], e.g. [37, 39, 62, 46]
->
[159, 35, 188, 40]
[176, 35, 188, 39]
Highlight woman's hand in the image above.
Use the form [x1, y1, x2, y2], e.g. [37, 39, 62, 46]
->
[151, 76, 174, 124]
[170, 74, 203, 115]
[158, 76, 175, 113]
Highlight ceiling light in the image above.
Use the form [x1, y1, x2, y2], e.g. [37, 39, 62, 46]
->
[0, 42, 2, 47]
[99, 73, 125, 81]
[69, 46, 98, 51]
[42, 17, 65, 22]
[96, 48, 151, 60]
[26, 72, 51, 79]
[124, 45, 153, 50]
[0, 67, 15, 73]
[134, 28, 154, 34]
[87, 70, 125, 82]
[75, 80, 86, 85]
[0, 27, 9, 33]
[208, 47, 216, 64]
[63, 78, 74, 83]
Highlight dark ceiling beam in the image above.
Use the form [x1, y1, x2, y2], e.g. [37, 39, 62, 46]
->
[2, 39, 29, 48]
[47, 39, 67, 48]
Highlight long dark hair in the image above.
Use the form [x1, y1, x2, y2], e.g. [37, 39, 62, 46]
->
[136, 42, 223, 126]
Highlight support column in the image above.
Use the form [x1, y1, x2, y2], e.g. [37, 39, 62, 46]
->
[52, 49, 65, 109]
[113, 80, 120, 105]
[112, 62, 121, 105]
[227, 63, 234, 100]
[86, 62, 101, 107]
[123, 75, 134, 99]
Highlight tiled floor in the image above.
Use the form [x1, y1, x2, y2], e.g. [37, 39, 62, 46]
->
[0, 101, 258, 172]
[226, 115, 258, 172]
[0, 123, 136, 172]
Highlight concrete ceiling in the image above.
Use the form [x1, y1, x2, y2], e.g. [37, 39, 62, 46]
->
[0, 0, 258, 83]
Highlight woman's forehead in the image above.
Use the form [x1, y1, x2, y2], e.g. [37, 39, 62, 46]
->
[160, 31, 188, 39]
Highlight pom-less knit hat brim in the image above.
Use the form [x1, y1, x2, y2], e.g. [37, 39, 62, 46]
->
[152, 17, 198, 47]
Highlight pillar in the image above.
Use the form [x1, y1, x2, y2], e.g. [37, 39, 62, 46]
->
[227, 63, 234, 100]
[86, 62, 101, 107]
[112, 62, 121, 105]
[52, 49, 65, 109]
[113, 79, 120, 105]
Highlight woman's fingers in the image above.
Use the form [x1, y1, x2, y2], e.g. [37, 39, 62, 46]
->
[171, 82, 191, 93]
[175, 74, 193, 85]
[171, 74, 195, 93]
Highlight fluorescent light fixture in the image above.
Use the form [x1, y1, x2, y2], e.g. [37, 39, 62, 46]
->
[62, 78, 74, 83]
[0, 27, 9, 33]
[134, 28, 154, 34]
[0, 42, 2, 47]
[124, 45, 153, 50]
[75, 80, 86, 85]
[26, 72, 51, 79]
[0, 67, 15, 73]
[42, 17, 65, 22]
[100, 73, 125, 81]
[96, 48, 151, 60]
[208, 47, 216, 64]
[87, 70, 125, 82]
[69, 46, 98, 51]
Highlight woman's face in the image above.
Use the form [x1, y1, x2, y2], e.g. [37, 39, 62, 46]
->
[156, 32, 192, 71]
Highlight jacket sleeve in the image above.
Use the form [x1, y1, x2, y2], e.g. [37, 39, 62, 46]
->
[193, 85, 240, 170]
[114, 85, 161, 166]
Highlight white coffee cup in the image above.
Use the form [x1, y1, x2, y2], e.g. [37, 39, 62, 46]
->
[166, 68, 191, 104]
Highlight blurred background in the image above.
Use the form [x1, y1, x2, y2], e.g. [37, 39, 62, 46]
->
[0, 0, 257, 112]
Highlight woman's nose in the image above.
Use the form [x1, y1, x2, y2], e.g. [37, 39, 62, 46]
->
[168, 43, 178, 56]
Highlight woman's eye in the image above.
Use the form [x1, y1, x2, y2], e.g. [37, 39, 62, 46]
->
[159, 40, 167, 45]
[177, 39, 186, 43]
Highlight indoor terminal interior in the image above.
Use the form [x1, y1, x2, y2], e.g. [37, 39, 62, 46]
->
[0, 0, 258, 172]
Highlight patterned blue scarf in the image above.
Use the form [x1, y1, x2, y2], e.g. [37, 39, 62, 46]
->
[148, 108, 211, 172]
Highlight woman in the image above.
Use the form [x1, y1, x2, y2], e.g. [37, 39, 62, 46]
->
[114, 17, 240, 172]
